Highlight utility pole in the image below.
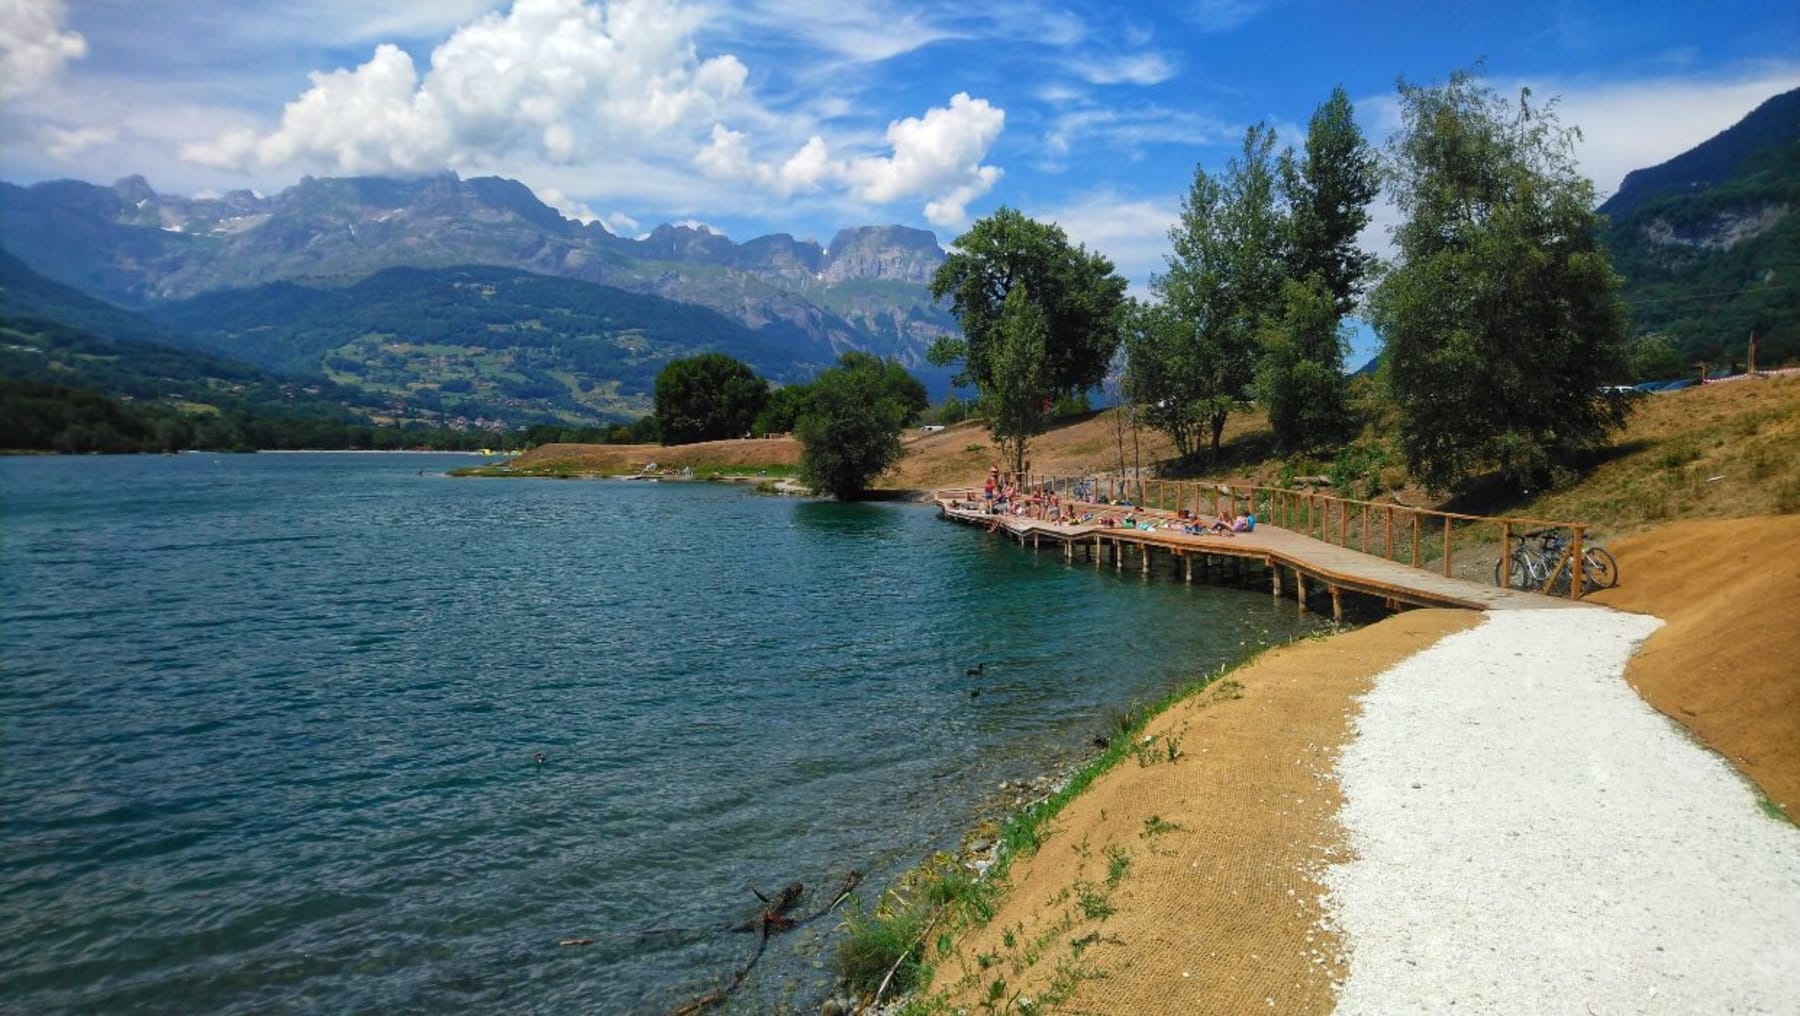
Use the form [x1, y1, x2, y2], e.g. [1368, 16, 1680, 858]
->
[1748, 331, 1758, 376]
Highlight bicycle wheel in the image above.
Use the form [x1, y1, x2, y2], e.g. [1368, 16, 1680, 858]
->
[1495, 549, 1535, 590]
[1546, 561, 1572, 596]
[1583, 547, 1619, 589]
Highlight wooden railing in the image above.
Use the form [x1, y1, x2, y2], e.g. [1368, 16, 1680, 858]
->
[957, 472, 1595, 600]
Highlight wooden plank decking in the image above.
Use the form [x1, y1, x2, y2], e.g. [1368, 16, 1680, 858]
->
[935, 497, 1589, 617]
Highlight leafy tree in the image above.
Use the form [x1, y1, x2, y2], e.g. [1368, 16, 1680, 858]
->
[1625, 333, 1688, 382]
[1280, 86, 1380, 317]
[934, 393, 972, 425]
[929, 208, 1126, 471]
[979, 285, 1053, 475]
[1369, 70, 1631, 492]
[755, 383, 814, 436]
[652, 352, 770, 445]
[1256, 276, 1355, 453]
[1121, 298, 1206, 462]
[834, 351, 929, 423]
[1151, 124, 1286, 460]
[1253, 86, 1375, 454]
[795, 355, 913, 498]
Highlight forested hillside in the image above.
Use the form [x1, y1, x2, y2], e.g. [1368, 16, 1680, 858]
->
[1601, 87, 1800, 368]
[144, 265, 838, 423]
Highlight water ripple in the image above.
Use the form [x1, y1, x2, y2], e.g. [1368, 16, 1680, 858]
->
[0, 454, 1326, 1013]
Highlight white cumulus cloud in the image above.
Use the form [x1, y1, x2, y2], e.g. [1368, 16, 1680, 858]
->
[182, 0, 749, 174]
[1043, 191, 1180, 294]
[0, 0, 86, 100]
[697, 92, 1006, 227]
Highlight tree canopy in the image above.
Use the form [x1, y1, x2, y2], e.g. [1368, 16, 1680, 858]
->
[1120, 298, 1206, 462]
[652, 352, 770, 445]
[1149, 124, 1288, 460]
[1281, 86, 1380, 319]
[794, 354, 917, 498]
[1255, 275, 1355, 454]
[929, 208, 1126, 473]
[1370, 70, 1631, 492]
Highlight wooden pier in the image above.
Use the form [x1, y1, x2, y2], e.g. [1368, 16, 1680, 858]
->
[935, 487, 1594, 621]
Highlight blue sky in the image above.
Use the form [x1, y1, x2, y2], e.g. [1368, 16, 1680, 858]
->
[3, 0, 1797, 357]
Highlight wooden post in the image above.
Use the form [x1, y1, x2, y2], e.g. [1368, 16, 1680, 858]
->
[1499, 522, 1511, 588]
[1143, 543, 1152, 575]
[1116, 539, 1123, 571]
[1360, 504, 1369, 553]
[1094, 535, 1102, 567]
[1411, 514, 1421, 569]
[1385, 507, 1394, 561]
[1184, 552, 1193, 583]
[1570, 526, 1585, 600]
[1339, 500, 1348, 547]
[1330, 585, 1343, 623]
[1295, 571, 1308, 612]
[1442, 516, 1454, 578]
[1271, 560, 1281, 597]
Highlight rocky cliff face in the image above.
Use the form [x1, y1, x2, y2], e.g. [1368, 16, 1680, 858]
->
[1640, 204, 1789, 251]
[820, 225, 944, 284]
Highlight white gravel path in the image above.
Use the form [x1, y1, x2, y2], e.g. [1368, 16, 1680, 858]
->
[1325, 608, 1800, 1015]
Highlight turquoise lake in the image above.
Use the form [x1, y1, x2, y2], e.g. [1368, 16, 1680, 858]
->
[0, 453, 1327, 1013]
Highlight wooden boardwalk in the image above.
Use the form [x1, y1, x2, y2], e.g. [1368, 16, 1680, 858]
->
[935, 498, 1589, 619]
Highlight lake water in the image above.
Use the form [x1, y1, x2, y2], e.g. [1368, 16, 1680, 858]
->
[0, 453, 1326, 1013]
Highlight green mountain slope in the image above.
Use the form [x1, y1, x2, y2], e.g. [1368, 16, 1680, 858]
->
[144, 265, 840, 423]
[0, 250, 369, 417]
[1602, 87, 1800, 367]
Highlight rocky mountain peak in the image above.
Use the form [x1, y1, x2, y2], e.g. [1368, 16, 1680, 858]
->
[820, 225, 944, 284]
[112, 175, 157, 204]
[638, 223, 737, 264]
[735, 233, 825, 275]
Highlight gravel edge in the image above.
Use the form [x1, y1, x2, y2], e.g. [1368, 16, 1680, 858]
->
[1323, 608, 1800, 1015]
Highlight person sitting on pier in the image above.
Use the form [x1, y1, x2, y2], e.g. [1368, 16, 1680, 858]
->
[1232, 512, 1255, 532]
[1208, 510, 1234, 534]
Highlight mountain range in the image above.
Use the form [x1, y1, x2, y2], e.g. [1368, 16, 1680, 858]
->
[0, 172, 958, 427]
[2, 84, 1795, 433]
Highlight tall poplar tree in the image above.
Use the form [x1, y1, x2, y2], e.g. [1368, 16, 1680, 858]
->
[1370, 70, 1630, 493]
[1258, 87, 1377, 453]
[1151, 123, 1284, 460]
[1281, 86, 1379, 317]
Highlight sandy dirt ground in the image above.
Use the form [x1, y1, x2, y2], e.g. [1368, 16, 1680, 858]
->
[933, 611, 1480, 1014]
[508, 436, 801, 473]
[1587, 515, 1800, 813]
[927, 514, 1798, 1014]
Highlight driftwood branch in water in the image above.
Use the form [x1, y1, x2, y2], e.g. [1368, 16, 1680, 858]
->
[666, 870, 864, 1016]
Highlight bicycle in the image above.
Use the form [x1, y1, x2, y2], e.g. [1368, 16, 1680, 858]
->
[1494, 528, 1619, 595]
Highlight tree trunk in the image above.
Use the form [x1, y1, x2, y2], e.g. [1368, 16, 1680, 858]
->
[1209, 410, 1228, 461]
